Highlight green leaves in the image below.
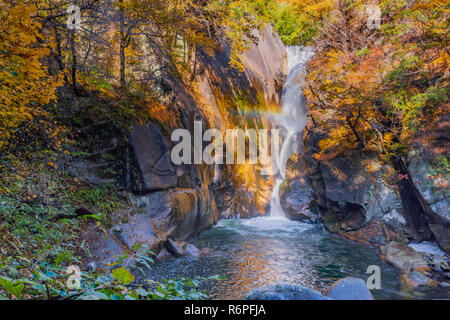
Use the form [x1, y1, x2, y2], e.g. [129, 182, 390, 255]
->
[0, 276, 24, 299]
[112, 267, 134, 285]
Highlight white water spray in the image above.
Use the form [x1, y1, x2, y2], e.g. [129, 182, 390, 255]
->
[269, 46, 315, 219]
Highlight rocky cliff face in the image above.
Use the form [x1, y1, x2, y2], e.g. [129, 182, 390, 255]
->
[86, 26, 287, 266]
[281, 117, 450, 253]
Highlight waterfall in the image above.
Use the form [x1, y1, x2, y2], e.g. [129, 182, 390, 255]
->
[269, 46, 315, 218]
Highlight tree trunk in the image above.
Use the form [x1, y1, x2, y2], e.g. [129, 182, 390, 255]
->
[70, 30, 78, 95]
[119, 1, 126, 91]
[346, 117, 364, 147]
[392, 156, 450, 241]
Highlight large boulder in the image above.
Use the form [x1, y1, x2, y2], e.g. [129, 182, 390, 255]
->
[245, 284, 330, 300]
[85, 187, 216, 267]
[324, 277, 374, 300]
[380, 242, 429, 272]
[169, 187, 218, 240]
[163, 238, 201, 259]
[408, 149, 450, 221]
[429, 224, 450, 255]
[130, 122, 177, 192]
[280, 178, 319, 222]
[309, 150, 406, 230]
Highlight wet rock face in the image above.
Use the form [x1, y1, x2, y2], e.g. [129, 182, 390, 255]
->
[408, 149, 450, 221]
[279, 178, 319, 222]
[324, 277, 374, 300]
[169, 187, 219, 240]
[129, 122, 177, 192]
[126, 25, 287, 221]
[241, 26, 287, 105]
[303, 122, 449, 252]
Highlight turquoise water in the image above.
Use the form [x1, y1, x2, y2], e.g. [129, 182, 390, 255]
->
[144, 217, 450, 299]
[145, 218, 408, 299]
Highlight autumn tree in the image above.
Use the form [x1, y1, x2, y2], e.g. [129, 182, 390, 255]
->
[0, 1, 62, 148]
[304, 0, 449, 162]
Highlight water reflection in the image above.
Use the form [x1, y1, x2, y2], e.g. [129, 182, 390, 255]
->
[144, 218, 448, 300]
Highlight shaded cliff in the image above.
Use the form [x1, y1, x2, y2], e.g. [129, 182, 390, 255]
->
[281, 115, 450, 254]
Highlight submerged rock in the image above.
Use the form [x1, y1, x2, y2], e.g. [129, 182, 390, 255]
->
[245, 284, 330, 300]
[324, 277, 374, 300]
[431, 255, 450, 272]
[401, 271, 438, 288]
[380, 242, 429, 272]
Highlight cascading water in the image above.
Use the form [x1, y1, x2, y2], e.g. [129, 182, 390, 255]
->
[269, 46, 315, 218]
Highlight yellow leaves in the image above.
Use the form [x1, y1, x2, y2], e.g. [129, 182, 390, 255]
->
[0, 0, 61, 146]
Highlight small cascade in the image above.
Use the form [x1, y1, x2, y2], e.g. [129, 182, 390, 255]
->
[269, 46, 315, 219]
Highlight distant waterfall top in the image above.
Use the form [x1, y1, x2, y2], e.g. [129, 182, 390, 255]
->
[286, 46, 315, 71]
[280, 46, 315, 134]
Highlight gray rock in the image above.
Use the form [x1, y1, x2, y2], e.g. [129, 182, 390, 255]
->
[440, 282, 450, 288]
[87, 262, 97, 272]
[380, 242, 429, 271]
[431, 255, 449, 272]
[324, 277, 374, 300]
[440, 261, 449, 272]
[114, 213, 162, 253]
[130, 122, 177, 192]
[402, 271, 435, 288]
[408, 149, 450, 222]
[183, 244, 200, 259]
[241, 25, 287, 105]
[280, 178, 319, 223]
[245, 284, 331, 300]
[156, 248, 172, 260]
[429, 224, 450, 255]
[310, 151, 404, 226]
